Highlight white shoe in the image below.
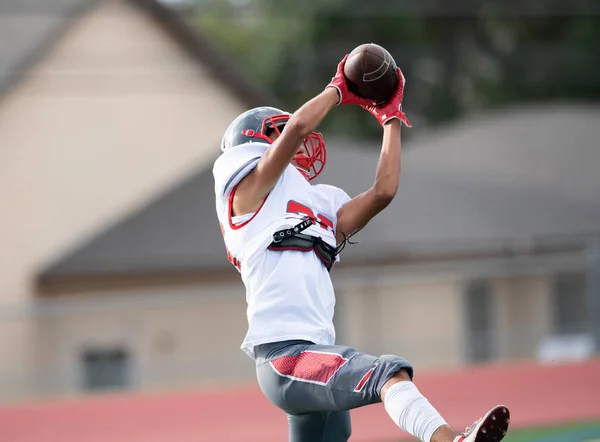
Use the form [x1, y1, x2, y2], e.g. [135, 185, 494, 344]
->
[455, 405, 510, 442]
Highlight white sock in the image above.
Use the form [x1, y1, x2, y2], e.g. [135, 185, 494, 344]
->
[383, 381, 448, 442]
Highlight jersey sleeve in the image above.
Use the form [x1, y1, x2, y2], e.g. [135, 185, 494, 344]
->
[314, 184, 351, 213]
[212, 142, 269, 197]
[332, 186, 352, 213]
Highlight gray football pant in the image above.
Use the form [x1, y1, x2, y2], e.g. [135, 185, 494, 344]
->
[254, 340, 413, 442]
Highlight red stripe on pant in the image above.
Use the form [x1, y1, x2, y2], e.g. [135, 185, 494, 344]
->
[354, 365, 377, 392]
[270, 351, 348, 385]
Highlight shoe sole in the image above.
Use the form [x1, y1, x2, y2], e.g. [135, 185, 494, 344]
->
[474, 405, 510, 442]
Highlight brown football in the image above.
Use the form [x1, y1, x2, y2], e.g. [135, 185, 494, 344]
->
[343, 43, 399, 105]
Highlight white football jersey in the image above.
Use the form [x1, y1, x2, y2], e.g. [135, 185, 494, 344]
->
[213, 142, 351, 359]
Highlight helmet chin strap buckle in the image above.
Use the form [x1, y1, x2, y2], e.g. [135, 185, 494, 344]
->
[241, 130, 256, 137]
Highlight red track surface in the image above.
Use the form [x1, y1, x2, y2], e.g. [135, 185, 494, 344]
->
[1, 359, 599, 442]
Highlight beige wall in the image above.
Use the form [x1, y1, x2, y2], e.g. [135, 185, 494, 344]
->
[336, 277, 464, 370]
[32, 279, 250, 400]
[0, 265, 562, 402]
[0, 0, 248, 398]
[380, 280, 465, 370]
[0, 0, 246, 304]
[333, 262, 560, 371]
[0, 245, 580, 402]
[492, 275, 552, 361]
[23, 273, 465, 401]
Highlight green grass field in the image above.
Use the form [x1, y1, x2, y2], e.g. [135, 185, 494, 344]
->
[503, 421, 600, 442]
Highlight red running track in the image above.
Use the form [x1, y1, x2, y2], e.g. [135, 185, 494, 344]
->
[0, 358, 598, 442]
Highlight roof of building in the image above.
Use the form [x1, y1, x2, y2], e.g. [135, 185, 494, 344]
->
[39, 103, 600, 280]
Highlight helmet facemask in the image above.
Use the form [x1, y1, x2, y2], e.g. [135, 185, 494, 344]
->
[243, 114, 327, 181]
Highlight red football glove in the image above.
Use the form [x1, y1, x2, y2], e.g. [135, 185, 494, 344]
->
[326, 55, 376, 107]
[361, 68, 412, 127]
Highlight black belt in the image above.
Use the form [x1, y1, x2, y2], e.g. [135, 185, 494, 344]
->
[268, 218, 339, 271]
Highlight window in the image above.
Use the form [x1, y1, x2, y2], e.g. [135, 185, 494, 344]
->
[81, 347, 131, 391]
[464, 280, 494, 363]
[552, 273, 588, 335]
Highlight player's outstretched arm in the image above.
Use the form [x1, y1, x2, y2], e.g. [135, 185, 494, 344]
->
[233, 88, 339, 215]
[335, 119, 402, 244]
[335, 67, 410, 244]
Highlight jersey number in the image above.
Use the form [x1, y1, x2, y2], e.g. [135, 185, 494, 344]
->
[219, 201, 334, 270]
[287, 200, 334, 232]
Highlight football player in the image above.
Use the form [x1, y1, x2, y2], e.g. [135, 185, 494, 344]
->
[213, 55, 510, 442]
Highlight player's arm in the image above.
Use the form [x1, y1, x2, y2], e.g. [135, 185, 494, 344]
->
[335, 67, 411, 244]
[233, 88, 339, 215]
[335, 120, 402, 243]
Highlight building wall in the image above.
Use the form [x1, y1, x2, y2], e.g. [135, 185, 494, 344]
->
[33, 279, 251, 399]
[0, 0, 247, 397]
[2, 249, 588, 402]
[21, 274, 468, 400]
[337, 277, 465, 370]
[333, 263, 581, 369]
[0, 265, 575, 402]
[0, 0, 246, 304]
[492, 275, 552, 361]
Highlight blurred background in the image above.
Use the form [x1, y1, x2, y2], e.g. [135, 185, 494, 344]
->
[0, 0, 599, 440]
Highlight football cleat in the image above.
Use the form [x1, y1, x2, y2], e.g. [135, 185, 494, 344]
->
[455, 405, 510, 442]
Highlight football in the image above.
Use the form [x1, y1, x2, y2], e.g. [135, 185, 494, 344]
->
[343, 43, 399, 105]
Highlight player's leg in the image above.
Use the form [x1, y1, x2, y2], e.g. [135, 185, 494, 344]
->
[255, 340, 509, 442]
[323, 411, 352, 441]
[366, 364, 509, 442]
[255, 340, 407, 414]
[287, 411, 351, 442]
[378, 368, 461, 441]
[380, 371, 509, 442]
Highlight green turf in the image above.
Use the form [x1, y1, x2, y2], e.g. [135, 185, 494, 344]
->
[504, 421, 600, 442]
